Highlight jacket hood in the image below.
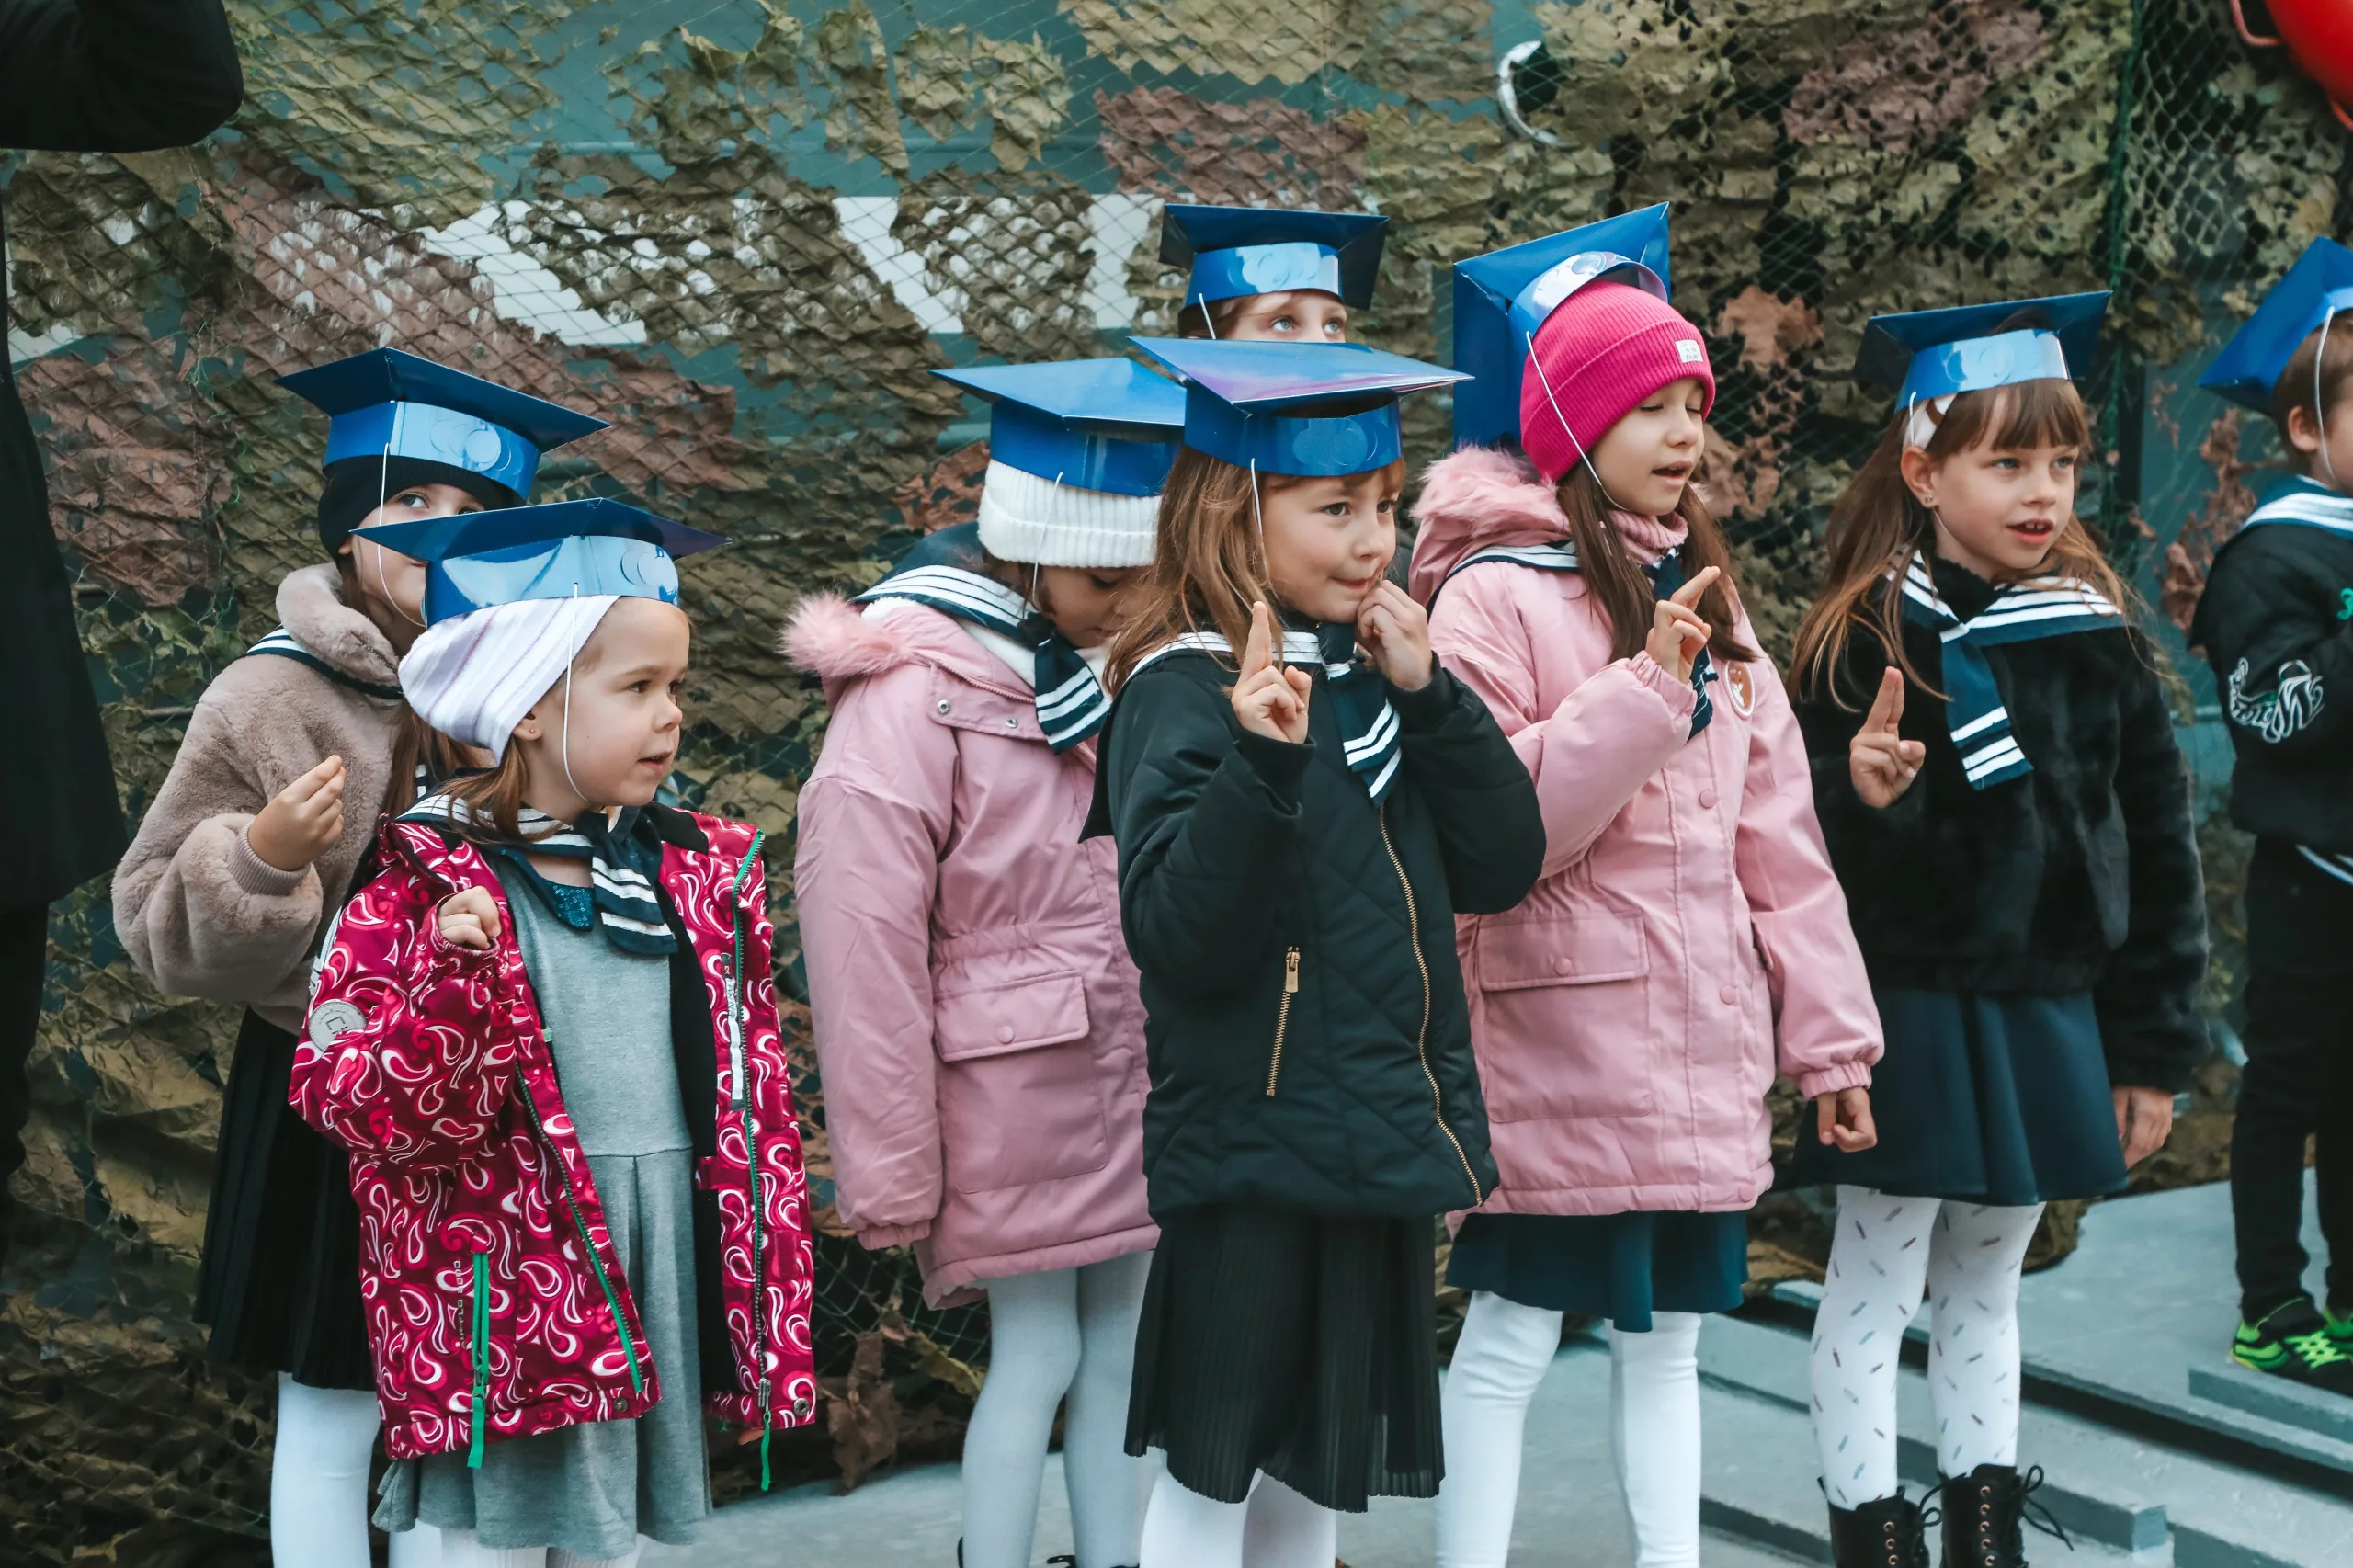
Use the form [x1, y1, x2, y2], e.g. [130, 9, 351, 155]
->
[782, 593, 1030, 703]
[1405, 447, 1569, 605]
[279, 562, 402, 687]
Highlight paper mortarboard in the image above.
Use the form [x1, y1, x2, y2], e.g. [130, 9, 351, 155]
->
[278, 348, 608, 501]
[355, 497, 723, 625]
[1158, 204, 1390, 311]
[933, 358, 1187, 495]
[1131, 338, 1466, 477]
[1853, 292, 2109, 406]
[2200, 239, 2353, 413]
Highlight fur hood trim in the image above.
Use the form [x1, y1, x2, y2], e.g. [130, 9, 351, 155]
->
[782, 593, 1025, 699]
[278, 563, 402, 687]
[1405, 447, 1570, 604]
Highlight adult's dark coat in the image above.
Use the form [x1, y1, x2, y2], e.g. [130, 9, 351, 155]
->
[1088, 652, 1545, 1219]
[0, 0, 244, 910]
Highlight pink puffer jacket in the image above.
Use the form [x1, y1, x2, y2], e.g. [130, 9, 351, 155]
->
[788, 597, 1154, 1306]
[1410, 447, 1881, 1216]
[290, 811, 816, 1460]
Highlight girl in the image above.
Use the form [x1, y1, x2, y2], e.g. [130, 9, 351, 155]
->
[1790, 296, 2205, 1568]
[290, 501, 817, 1568]
[111, 349, 600, 1568]
[1091, 336, 1544, 1568]
[1157, 202, 1386, 343]
[790, 358, 1183, 1568]
[1410, 223, 1882, 1568]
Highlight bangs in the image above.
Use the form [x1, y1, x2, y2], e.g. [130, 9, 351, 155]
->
[1927, 377, 2090, 455]
[1261, 457, 1409, 498]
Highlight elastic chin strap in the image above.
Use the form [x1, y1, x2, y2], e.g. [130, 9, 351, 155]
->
[1245, 458, 1283, 666]
[560, 584, 585, 803]
[370, 443, 427, 630]
[2318, 306, 2342, 490]
[1524, 330, 1631, 514]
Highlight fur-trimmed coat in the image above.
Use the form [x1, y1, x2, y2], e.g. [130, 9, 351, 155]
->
[114, 563, 407, 1029]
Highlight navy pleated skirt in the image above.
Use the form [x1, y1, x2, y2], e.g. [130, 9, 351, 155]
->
[1445, 1210, 1750, 1330]
[1789, 988, 2126, 1205]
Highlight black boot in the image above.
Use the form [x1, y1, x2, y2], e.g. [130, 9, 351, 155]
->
[1938, 1463, 2071, 1568]
[1826, 1491, 1932, 1568]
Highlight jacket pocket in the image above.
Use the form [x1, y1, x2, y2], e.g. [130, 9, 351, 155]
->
[935, 971, 1111, 1193]
[1473, 915, 1656, 1121]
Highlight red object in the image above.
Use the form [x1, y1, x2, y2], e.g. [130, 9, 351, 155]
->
[2234, 0, 2353, 131]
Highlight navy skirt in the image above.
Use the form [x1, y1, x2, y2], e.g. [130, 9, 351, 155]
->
[1445, 1210, 1749, 1331]
[1790, 988, 2126, 1206]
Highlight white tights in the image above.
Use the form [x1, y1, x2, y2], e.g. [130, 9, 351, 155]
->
[962, 1254, 1153, 1568]
[1809, 1187, 2043, 1508]
[1137, 1470, 1336, 1568]
[1435, 1294, 1703, 1568]
[417, 1530, 641, 1567]
[273, 1375, 446, 1568]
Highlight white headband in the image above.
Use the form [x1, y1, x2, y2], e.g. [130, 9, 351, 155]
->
[399, 595, 619, 761]
[1904, 393, 1956, 451]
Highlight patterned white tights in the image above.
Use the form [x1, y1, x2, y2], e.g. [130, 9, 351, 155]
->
[1809, 1187, 2043, 1508]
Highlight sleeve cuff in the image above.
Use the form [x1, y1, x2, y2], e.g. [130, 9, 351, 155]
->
[2103, 1051, 2195, 1096]
[1794, 1059, 1876, 1099]
[1387, 661, 1459, 733]
[1625, 652, 1700, 720]
[857, 1221, 932, 1249]
[1234, 730, 1315, 803]
[232, 824, 313, 896]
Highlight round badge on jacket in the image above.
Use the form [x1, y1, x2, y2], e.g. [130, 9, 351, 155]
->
[1725, 663, 1756, 717]
[310, 998, 366, 1048]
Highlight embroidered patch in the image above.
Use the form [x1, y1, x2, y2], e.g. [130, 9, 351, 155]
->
[2228, 656, 2324, 744]
[1675, 339, 1704, 364]
[310, 998, 366, 1049]
[1725, 663, 1756, 716]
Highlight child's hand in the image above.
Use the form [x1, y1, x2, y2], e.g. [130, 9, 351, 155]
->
[1643, 566, 1717, 683]
[1815, 1086, 1878, 1152]
[1231, 600, 1312, 744]
[438, 887, 503, 951]
[1357, 581, 1435, 691]
[248, 756, 347, 872]
[2114, 1085, 2174, 1167]
[1849, 667, 1926, 808]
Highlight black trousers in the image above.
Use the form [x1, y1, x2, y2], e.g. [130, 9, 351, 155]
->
[2233, 841, 2353, 1319]
[0, 903, 47, 1271]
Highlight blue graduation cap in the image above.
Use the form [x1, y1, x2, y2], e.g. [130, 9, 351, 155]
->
[2201, 239, 2353, 412]
[1451, 204, 1674, 449]
[1159, 204, 1389, 311]
[933, 358, 1187, 495]
[355, 498, 724, 626]
[1854, 292, 2109, 406]
[1131, 338, 1466, 477]
[278, 348, 608, 500]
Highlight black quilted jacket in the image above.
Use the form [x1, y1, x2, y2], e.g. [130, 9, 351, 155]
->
[1086, 653, 1543, 1218]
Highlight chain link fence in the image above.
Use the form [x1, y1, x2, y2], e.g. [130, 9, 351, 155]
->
[3, 0, 2344, 1556]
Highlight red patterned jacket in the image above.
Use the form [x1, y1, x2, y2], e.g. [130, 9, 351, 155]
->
[290, 805, 817, 1463]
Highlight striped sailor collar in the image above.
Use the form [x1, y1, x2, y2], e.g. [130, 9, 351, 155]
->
[2242, 473, 2353, 536]
[1898, 552, 2123, 636]
[402, 792, 676, 955]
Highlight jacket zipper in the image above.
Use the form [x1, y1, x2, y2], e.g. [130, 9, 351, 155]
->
[1265, 947, 1301, 1096]
[519, 1083, 645, 1395]
[467, 1252, 491, 1468]
[1377, 803, 1483, 1205]
[728, 832, 776, 1490]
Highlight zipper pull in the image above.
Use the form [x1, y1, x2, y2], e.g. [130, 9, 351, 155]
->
[1284, 949, 1301, 993]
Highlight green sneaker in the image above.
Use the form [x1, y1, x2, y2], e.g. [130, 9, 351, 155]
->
[2323, 1301, 2353, 1346]
[2234, 1300, 2353, 1393]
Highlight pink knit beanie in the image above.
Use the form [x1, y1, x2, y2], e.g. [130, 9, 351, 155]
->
[1518, 280, 1716, 484]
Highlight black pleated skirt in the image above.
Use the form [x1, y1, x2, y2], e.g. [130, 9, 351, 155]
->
[1446, 1209, 1750, 1330]
[1789, 988, 2128, 1207]
[1124, 1204, 1440, 1513]
[193, 1009, 374, 1391]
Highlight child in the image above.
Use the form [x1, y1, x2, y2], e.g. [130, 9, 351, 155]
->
[1088, 335, 1545, 1568]
[1158, 202, 1385, 342]
[2192, 237, 2353, 1389]
[790, 358, 1185, 1568]
[290, 500, 817, 1568]
[1790, 295, 2205, 1568]
[111, 349, 602, 1568]
[1413, 210, 1882, 1568]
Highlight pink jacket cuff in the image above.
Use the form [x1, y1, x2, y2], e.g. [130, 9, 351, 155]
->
[857, 1221, 932, 1250]
[232, 823, 311, 897]
[1794, 1060, 1875, 1099]
[1624, 651, 1699, 720]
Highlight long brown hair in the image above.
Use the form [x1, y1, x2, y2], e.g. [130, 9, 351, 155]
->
[1105, 447, 1407, 689]
[1790, 376, 2131, 704]
[1556, 465, 1756, 664]
[432, 746, 550, 841]
[330, 551, 468, 815]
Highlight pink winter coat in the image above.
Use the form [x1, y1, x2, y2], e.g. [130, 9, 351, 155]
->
[788, 596, 1154, 1306]
[290, 811, 817, 1460]
[1409, 447, 1881, 1216]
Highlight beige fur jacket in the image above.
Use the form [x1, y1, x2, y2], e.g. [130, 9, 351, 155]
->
[113, 564, 405, 1031]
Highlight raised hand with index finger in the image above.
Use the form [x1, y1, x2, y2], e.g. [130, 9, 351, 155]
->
[1848, 665, 1927, 808]
[1230, 600, 1313, 744]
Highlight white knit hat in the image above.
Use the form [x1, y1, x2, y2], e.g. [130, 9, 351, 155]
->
[975, 460, 1158, 568]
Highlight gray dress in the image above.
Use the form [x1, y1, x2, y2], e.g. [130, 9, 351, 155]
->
[377, 863, 711, 1558]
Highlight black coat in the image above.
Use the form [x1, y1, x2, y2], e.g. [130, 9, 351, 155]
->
[1795, 557, 2208, 1093]
[0, 0, 242, 908]
[2188, 516, 2353, 855]
[1087, 652, 1544, 1220]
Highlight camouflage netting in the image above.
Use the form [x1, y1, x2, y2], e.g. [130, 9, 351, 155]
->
[3, 0, 2344, 1556]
